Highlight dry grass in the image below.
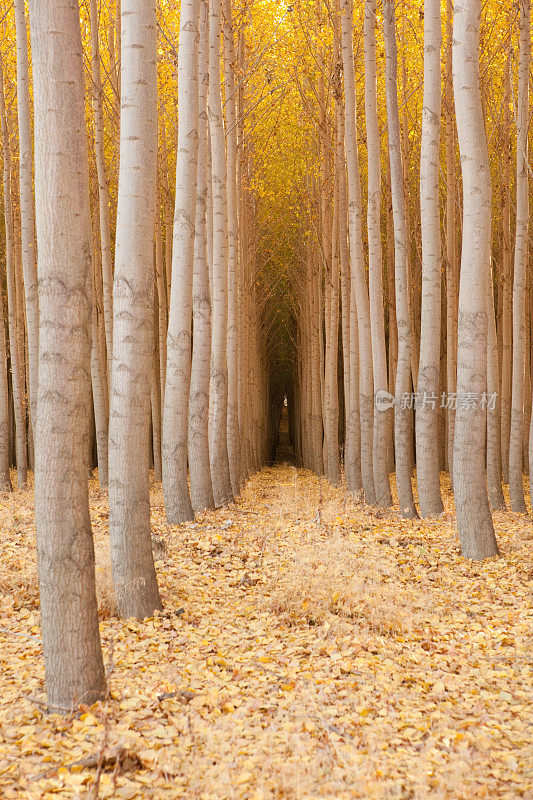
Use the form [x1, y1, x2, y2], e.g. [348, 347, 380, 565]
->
[267, 533, 435, 634]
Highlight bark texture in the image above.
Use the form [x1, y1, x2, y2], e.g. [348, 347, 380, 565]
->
[209, 0, 234, 506]
[383, 0, 417, 518]
[29, 0, 106, 708]
[452, 0, 499, 559]
[108, 0, 162, 618]
[509, 0, 530, 513]
[365, 0, 392, 508]
[416, 0, 444, 516]
[341, 0, 375, 503]
[163, 0, 200, 523]
[189, 0, 215, 512]
[14, 0, 39, 438]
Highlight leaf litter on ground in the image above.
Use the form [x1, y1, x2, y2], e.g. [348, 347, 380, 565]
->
[0, 464, 531, 799]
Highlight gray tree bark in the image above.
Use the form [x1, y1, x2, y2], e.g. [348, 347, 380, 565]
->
[89, 0, 114, 375]
[509, 0, 530, 513]
[14, 0, 39, 443]
[209, 0, 234, 506]
[383, 0, 417, 518]
[163, 0, 201, 523]
[445, 0, 457, 484]
[0, 57, 28, 489]
[108, 0, 162, 618]
[486, 265, 505, 510]
[452, 0, 499, 559]
[341, 0, 375, 503]
[189, 0, 215, 512]
[500, 50, 512, 484]
[223, 0, 242, 496]
[0, 283, 11, 490]
[416, 0, 443, 516]
[365, 0, 392, 508]
[29, 0, 106, 709]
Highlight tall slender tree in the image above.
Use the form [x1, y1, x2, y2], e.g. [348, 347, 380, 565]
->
[383, 0, 417, 518]
[163, 0, 200, 524]
[500, 48, 512, 484]
[0, 281, 11, 490]
[108, 0, 162, 618]
[28, 0, 105, 708]
[89, 0, 114, 374]
[445, 0, 457, 483]
[341, 0, 375, 503]
[189, 0, 215, 512]
[324, 162, 341, 485]
[14, 0, 38, 440]
[0, 57, 27, 488]
[416, 0, 443, 516]
[452, 0, 498, 559]
[365, 0, 392, 508]
[509, 0, 530, 513]
[209, 0, 234, 505]
[530, 398, 533, 511]
[487, 263, 505, 509]
[223, 0, 242, 495]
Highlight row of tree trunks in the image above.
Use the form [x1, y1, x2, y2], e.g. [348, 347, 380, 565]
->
[293, 0, 529, 562]
[2, 0, 532, 714]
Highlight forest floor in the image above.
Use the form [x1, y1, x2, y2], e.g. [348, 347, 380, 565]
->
[0, 457, 531, 800]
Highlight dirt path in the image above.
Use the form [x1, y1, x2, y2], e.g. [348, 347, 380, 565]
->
[0, 466, 531, 799]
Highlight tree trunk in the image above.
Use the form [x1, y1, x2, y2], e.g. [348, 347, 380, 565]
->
[91, 293, 109, 487]
[223, 0, 242, 496]
[385, 168, 396, 474]
[523, 272, 531, 469]
[530, 395, 533, 510]
[0, 58, 28, 489]
[151, 306, 163, 482]
[155, 184, 167, 403]
[398, 22, 419, 395]
[29, 0, 106, 709]
[500, 49, 512, 484]
[209, 0, 233, 506]
[337, 94, 361, 494]
[14, 0, 39, 443]
[416, 0, 443, 516]
[161, 128, 173, 304]
[189, 0, 215, 512]
[162, 0, 200, 523]
[341, 0, 375, 504]
[108, 0, 162, 618]
[452, 0, 499, 559]
[0, 284, 11, 490]
[445, 0, 457, 484]
[509, 0, 530, 513]
[487, 264, 505, 509]
[383, 0, 417, 518]
[365, 0, 392, 508]
[88, 194, 110, 487]
[324, 167, 341, 485]
[89, 0, 114, 373]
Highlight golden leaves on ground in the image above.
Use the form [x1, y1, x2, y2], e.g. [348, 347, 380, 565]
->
[0, 466, 531, 799]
